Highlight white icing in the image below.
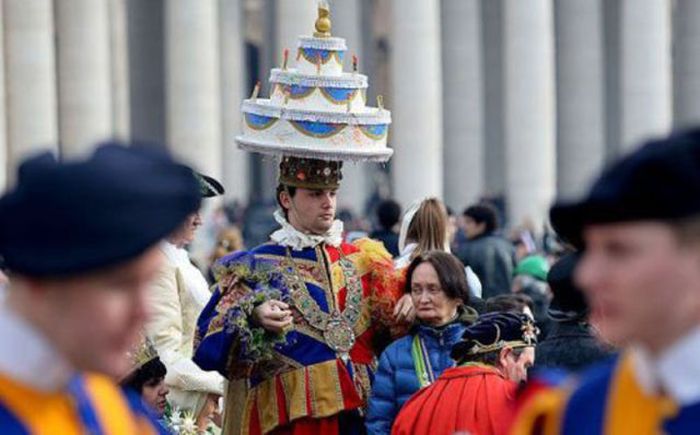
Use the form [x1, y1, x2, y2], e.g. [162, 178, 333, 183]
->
[270, 84, 366, 113]
[242, 99, 390, 125]
[298, 36, 347, 51]
[270, 69, 367, 89]
[237, 113, 391, 162]
[236, 135, 393, 162]
[297, 55, 343, 77]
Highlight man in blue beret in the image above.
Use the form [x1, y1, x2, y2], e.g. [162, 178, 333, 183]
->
[0, 142, 201, 433]
[393, 312, 538, 435]
[511, 129, 700, 434]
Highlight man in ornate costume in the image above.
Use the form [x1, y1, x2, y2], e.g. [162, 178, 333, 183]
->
[193, 3, 409, 434]
[194, 157, 408, 435]
[392, 312, 537, 435]
[0, 142, 200, 434]
[511, 129, 700, 434]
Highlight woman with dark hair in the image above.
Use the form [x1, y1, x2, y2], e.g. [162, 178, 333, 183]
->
[121, 338, 170, 418]
[366, 251, 478, 435]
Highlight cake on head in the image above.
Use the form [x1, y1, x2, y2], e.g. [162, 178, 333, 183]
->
[236, 1, 392, 163]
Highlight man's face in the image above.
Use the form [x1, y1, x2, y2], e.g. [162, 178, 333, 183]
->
[282, 187, 338, 235]
[463, 216, 484, 239]
[500, 346, 535, 383]
[576, 222, 700, 351]
[169, 212, 202, 246]
[35, 248, 162, 378]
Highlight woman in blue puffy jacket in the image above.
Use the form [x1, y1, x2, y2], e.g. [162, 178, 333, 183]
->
[366, 251, 478, 435]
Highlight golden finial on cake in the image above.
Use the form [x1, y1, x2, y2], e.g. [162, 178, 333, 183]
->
[314, 0, 332, 37]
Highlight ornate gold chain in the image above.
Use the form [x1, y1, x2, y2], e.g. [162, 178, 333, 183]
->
[281, 245, 363, 355]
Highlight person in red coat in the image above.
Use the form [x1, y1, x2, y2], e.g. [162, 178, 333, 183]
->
[392, 312, 538, 435]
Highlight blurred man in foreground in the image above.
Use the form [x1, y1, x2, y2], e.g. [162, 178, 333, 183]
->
[512, 129, 700, 434]
[0, 142, 200, 433]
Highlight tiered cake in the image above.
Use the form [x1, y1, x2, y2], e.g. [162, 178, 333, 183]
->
[236, 3, 392, 162]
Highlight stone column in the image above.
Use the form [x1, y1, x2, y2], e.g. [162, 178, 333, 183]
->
[503, 0, 556, 228]
[165, 0, 222, 178]
[275, 0, 316, 57]
[619, 0, 672, 149]
[4, 0, 59, 185]
[481, 0, 506, 200]
[390, 0, 443, 206]
[673, 0, 700, 129]
[220, 0, 249, 202]
[554, 0, 605, 199]
[334, 0, 367, 214]
[441, 0, 483, 211]
[127, 0, 166, 144]
[55, 0, 113, 157]
[109, 0, 131, 141]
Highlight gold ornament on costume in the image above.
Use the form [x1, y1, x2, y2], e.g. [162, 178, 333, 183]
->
[314, 1, 332, 37]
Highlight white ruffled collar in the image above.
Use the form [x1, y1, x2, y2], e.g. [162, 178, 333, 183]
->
[270, 209, 344, 250]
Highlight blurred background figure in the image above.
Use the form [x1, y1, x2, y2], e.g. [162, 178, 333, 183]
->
[145, 172, 225, 428]
[370, 198, 402, 257]
[512, 254, 553, 337]
[485, 293, 535, 320]
[367, 251, 477, 435]
[457, 203, 514, 299]
[392, 312, 537, 435]
[207, 224, 245, 283]
[535, 253, 613, 372]
[395, 198, 483, 304]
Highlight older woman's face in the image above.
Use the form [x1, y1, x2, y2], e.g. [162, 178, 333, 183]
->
[410, 262, 461, 326]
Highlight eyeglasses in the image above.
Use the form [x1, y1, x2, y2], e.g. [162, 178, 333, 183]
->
[410, 285, 443, 297]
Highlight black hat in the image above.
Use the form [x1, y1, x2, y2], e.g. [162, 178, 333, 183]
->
[547, 253, 587, 321]
[0, 142, 201, 277]
[451, 312, 538, 362]
[194, 172, 225, 198]
[550, 129, 700, 247]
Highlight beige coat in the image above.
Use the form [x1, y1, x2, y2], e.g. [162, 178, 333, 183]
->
[145, 243, 223, 413]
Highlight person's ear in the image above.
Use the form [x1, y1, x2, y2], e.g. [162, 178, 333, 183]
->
[279, 189, 292, 211]
[499, 346, 512, 369]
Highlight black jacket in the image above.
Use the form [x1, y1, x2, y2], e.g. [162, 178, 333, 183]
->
[535, 321, 613, 372]
[456, 234, 514, 299]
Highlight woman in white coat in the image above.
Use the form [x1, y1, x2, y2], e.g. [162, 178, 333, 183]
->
[145, 174, 225, 428]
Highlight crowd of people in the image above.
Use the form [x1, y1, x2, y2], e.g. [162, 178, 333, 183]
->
[2, 127, 700, 434]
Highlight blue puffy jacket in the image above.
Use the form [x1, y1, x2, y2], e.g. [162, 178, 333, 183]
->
[365, 319, 469, 435]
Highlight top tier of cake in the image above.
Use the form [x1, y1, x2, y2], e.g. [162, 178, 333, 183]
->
[296, 35, 347, 76]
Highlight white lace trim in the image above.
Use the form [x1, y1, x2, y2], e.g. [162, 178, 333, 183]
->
[269, 209, 344, 250]
[270, 69, 368, 89]
[298, 36, 347, 51]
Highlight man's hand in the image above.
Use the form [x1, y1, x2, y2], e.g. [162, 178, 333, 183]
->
[252, 299, 293, 334]
[393, 294, 415, 324]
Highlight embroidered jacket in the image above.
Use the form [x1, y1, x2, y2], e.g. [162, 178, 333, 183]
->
[193, 237, 401, 435]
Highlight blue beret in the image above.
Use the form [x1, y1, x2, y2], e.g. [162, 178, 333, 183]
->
[451, 312, 538, 361]
[551, 129, 700, 247]
[0, 142, 201, 277]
